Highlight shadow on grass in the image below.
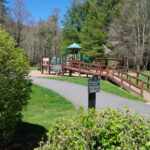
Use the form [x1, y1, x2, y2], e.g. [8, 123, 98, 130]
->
[5, 121, 48, 150]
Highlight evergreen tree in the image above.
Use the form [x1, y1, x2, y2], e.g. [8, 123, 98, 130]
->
[61, 0, 88, 51]
[61, 0, 121, 58]
[79, 1, 107, 60]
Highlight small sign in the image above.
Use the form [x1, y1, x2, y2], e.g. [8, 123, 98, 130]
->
[88, 75, 100, 93]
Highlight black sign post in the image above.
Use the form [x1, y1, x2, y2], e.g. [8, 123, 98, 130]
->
[88, 75, 100, 109]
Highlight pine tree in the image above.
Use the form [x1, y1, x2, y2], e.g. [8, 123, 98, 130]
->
[79, 1, 107, 60]
[61, 0, 88, 51]
[61, 0, 121, 58]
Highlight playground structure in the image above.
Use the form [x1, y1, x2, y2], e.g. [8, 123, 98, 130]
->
[40, 56, 150, 98]
[40, 43, 150, 99]
[40, 54, 82, 74]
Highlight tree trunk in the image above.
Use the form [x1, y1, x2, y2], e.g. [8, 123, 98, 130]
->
[136, 64, 140, 71]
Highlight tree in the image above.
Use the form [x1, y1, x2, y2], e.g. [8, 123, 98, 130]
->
[38, 19, 52, 57]
[110, 0, 150, 70]
[38, 9, 61, 57]
[61, 0, 121, 57]
[0, 28, 32, 147]
[0, 0, 8, 23]
[22, 26, 39, 63]
[79, 1, 107, 60]
[48, 8, 61, 56]
[61, 0, 87, 51]
[9, 0, 34, 47]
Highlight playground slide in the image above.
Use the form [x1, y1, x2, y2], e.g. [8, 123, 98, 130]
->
[82, 56, 92, 63]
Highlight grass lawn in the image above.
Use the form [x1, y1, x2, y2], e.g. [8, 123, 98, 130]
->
[22, 84, 77, 130]
[45, 76, 146, 102]
[142, 71, 150, 76]
[141, 71, 150, 83]
[126, 71, 150, 89]
[8, 84, 76, 149]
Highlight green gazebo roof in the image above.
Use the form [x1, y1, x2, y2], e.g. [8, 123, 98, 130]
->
[66, 43, 82, 50]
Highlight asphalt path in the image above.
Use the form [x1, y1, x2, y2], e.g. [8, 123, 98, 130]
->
[32, 77, 150, 118]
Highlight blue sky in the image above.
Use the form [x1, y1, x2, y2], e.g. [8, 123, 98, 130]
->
[7, 0, 72, 27]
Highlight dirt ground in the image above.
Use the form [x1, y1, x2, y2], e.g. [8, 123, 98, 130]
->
[29, 70, 91, 78]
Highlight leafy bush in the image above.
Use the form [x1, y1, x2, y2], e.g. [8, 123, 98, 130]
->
[36, 107, 150, 150]
[0, 29, 32, 147]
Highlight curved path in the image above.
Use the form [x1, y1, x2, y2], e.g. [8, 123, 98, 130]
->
[32, 77, 150, 117]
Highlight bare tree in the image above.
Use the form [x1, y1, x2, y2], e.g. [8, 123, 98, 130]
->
[38, 19, 52, 57]
[22, 26, 40, 63]
[110, 0, 150, 71]
[9, 0, 34, 47]
[48, 8, 60, 56]
[38, 8, 61, 57]
[22, 8, 61, 63]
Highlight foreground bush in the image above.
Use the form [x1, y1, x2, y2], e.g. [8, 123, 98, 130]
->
[0, 29, 32, 147]
[37, 107, 150, 150]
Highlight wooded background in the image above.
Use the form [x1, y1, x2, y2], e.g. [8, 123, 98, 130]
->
[0, 0, 150, 70]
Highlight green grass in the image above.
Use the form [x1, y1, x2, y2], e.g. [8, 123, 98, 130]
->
[141, 71, 150, 83]
[125, 71, 150, 89]
[138, 71, 150, 83]
[45, 76, 147, 102]
[22, 84, 77, 130]
[142, 71, 150, 76]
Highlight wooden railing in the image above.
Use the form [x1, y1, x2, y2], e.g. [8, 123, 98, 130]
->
[62, 60, 150, 97]
[62, 60, 107, 77]
[119, 66, 150, 90]
[107, 66, 150, 97]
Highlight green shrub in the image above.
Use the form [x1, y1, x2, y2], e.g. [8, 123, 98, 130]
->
[0, 29, 32, 147]
[36, 107, 150, 150]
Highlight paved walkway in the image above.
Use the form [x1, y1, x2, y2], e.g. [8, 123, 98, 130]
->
[32, 77, 150, 118]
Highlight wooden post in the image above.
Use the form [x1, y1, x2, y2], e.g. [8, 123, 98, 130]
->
[121, 72, 123, 88]
[147, 77, 149, 89]
[79, 61, 81, 77]
[62, 60, 64, 76]
[86, 64, 89, 78]
[148, 77, 149, 89]
[96, 64, 98, 73]
[140, 81, 144, 97]
[118, 65, 120, 76]
[136, 73, 139, 85]
[69, 70, 72, 76]
[106, 66, 109, 80]
[100, 65, 102, 76]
